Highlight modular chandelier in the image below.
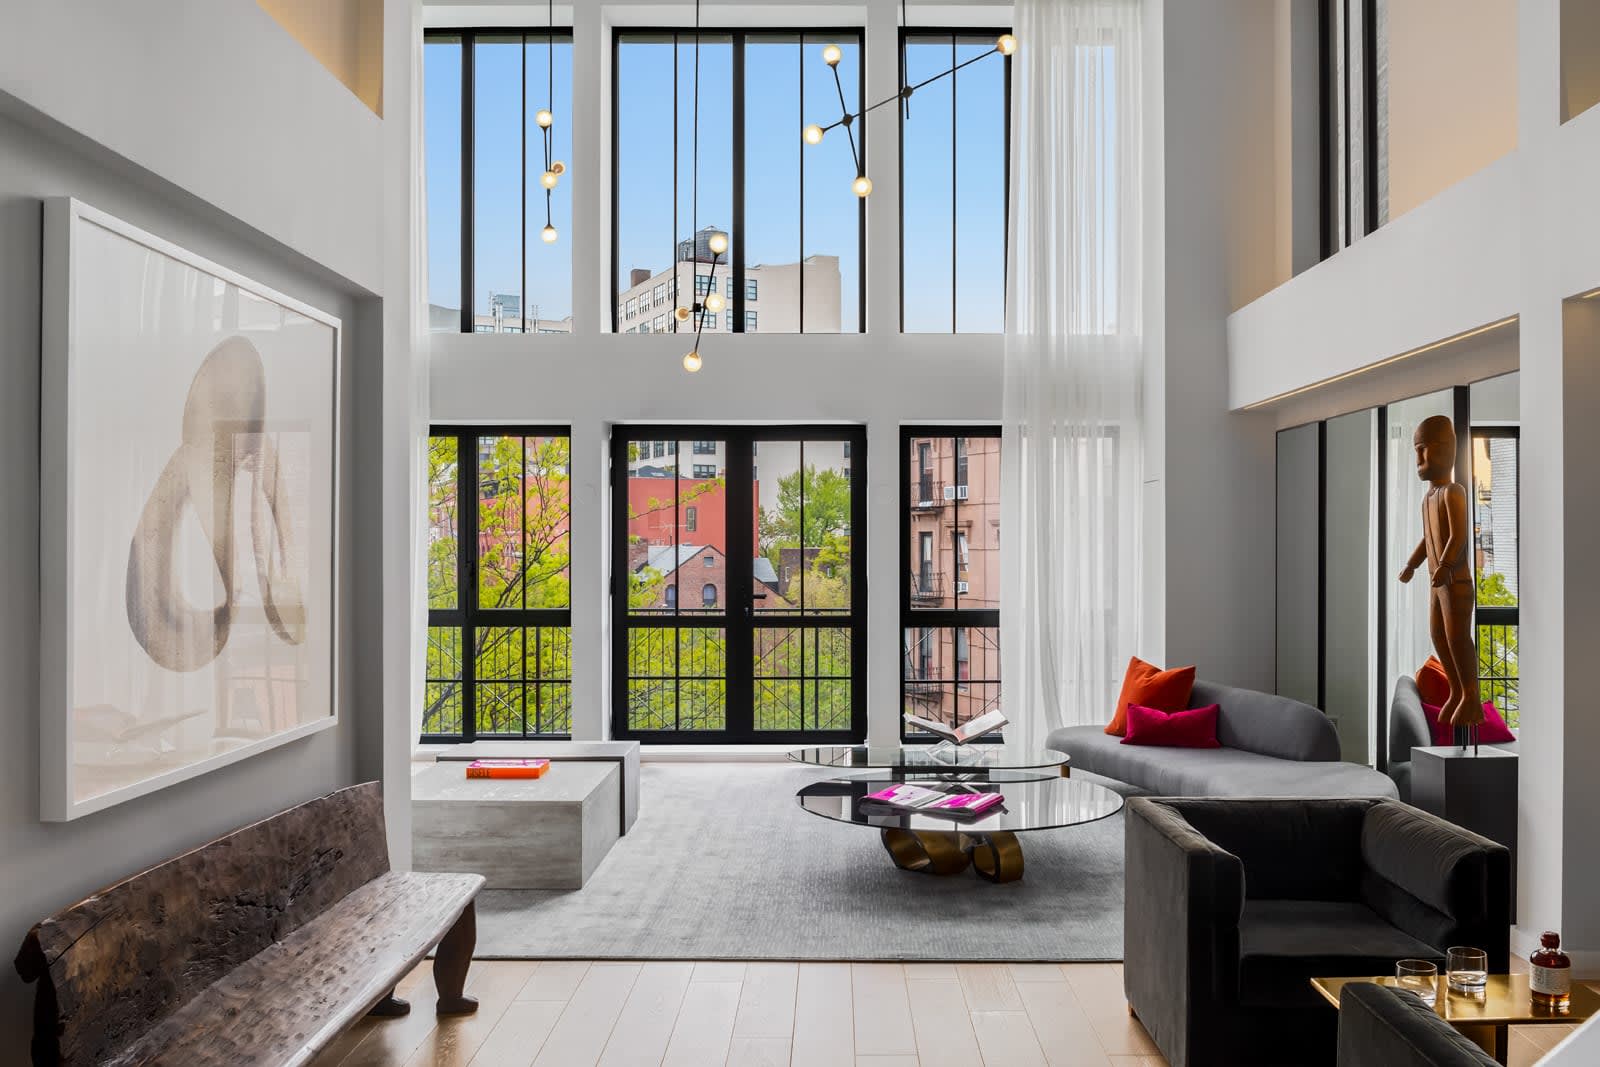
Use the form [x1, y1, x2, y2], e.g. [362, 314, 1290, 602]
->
[536, 0, 565, 244]
[804, 13, 1017, 199]
[679, 0, 727, 373]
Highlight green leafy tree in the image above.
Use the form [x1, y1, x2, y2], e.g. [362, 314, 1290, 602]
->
[1476, 572, 1519, 728]
[424, 435, 573, 735]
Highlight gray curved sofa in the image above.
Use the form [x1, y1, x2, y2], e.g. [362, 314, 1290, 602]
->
[1387, 675, 1517, 802]
[1046, 680, 1398, 798]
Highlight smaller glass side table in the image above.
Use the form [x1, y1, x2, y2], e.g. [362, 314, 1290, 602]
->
[788, 743, 1070, 775]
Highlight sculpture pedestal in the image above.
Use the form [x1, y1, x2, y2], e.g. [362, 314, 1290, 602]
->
[1411, 746, 1518, 921]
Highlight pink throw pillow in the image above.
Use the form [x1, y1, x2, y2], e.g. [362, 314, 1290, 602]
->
[1121, 703, 1222, 749]
[1419, 701, 1517, 746]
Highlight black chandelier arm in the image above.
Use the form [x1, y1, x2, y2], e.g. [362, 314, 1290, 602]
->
[828, 66, 862, 173]
[820, 45, 1001, 135]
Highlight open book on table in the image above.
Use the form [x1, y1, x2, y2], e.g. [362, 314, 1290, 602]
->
[902, 709, 1008, 746]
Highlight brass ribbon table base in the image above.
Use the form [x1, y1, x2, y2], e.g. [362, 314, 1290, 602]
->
[879, 828, 1024, 883]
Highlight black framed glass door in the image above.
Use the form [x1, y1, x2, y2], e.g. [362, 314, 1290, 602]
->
[611, 425, 867, 742]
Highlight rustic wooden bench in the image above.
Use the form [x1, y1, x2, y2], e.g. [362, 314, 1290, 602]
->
[13, 782, 483, 1067]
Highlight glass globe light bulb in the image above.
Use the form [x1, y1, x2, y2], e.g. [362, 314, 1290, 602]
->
[707, 231, 729, 256]
[683, 350, 703, 373]
[852, 175, 873, 198]
[704, 292, 726, 313]
[822, 44, 842, 67]
[803, 124, 824, 146]
[674, 305, 692, 323]
[551, 160, 567, 176]
[997, 34, 1018, 56]
[540, 170, 559, 189]
[536, 108, 554, 129]
[541, 225, 558, 244]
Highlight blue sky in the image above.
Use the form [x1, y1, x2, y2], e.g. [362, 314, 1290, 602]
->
[425, 33, 1008, 332]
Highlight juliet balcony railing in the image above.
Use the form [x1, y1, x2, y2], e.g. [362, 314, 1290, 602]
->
[911, 479, 946, 509]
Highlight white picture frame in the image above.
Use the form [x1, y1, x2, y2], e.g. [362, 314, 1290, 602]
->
[39, 198, 341, 821]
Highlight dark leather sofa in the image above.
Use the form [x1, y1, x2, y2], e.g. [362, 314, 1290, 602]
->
[1124, 796, 1510, 1066]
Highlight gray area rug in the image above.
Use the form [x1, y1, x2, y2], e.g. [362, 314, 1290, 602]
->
[476, 763, 1125, 961]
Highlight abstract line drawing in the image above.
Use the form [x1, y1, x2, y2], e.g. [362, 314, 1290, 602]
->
[125, 336, 307, 672]
[40, 198, 339, 820]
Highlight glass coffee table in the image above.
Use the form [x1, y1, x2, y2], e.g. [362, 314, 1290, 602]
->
[789, 743, 1071, 775]
[796, 770, 1122, 884]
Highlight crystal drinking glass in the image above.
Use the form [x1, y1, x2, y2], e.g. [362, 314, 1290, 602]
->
[1396, 959, 1439, 1006]
[1447, 947, 1488, 997]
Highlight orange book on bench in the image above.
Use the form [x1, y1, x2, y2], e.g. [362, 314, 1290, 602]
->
[465, 758, 550, 779]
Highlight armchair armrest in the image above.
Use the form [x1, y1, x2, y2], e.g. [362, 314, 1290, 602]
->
[1124, 798, 1245, 1067]
[1359, 802, 1511, 971]
[1336, 982, 1497, 1066]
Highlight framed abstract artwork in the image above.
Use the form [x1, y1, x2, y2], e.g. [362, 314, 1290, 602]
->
[39, 199, 341, 821]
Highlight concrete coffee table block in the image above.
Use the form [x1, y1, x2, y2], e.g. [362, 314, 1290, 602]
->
[411, 761, 620, 889]
[435, 740, 641, 834]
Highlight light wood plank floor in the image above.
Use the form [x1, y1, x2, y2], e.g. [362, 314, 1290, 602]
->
[311, 959, 1582, 1067]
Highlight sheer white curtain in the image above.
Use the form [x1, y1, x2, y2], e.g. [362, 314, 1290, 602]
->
[1000, 0, 1144, 755]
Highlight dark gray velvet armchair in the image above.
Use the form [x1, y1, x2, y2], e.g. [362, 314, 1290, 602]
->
[1124, 797, 1510, 1067]
[1335, 982, 1498, 1066]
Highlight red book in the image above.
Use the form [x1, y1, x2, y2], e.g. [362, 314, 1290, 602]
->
[465, 758, 550, 779]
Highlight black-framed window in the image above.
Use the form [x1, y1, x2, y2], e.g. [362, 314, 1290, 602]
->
[612, 30, 866, 334]
[424, 28, 575, 334]
[1472, 425, 1519, 726]
[901, 428, 1001, 738]
[1322, 0, 1380, 257]
[425, 427, 573, 740]
[612, 426, 867, 742]
[900, 30, 1012, 333]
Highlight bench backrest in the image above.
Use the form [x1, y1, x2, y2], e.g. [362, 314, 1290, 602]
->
[14, 782, 389, 1066]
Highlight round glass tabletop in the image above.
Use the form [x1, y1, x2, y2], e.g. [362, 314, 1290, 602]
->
[795, 771, 1124, 835]
[788, 743, 1070, 772]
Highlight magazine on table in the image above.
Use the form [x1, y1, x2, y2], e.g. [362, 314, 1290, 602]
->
[858, 782, 1005, 821]
[901, 709, 1009, 746]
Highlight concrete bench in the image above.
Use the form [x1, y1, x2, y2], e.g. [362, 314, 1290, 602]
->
[12, 782, 482, 1067]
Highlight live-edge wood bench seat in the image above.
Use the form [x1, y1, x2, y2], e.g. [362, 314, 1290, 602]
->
[13, 782, 483, 1067]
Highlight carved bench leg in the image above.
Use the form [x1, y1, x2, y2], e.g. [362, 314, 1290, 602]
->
[369, 988, 411, 1017]
[435, 900, 479, 1015]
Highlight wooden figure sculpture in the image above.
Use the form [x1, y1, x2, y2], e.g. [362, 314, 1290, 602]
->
[1398, 414, 1484, 746]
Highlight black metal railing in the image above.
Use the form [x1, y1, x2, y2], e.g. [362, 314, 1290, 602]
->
[911, 478, 946, 508]
[909, 570, 946, 602]
[1477, 619, 1519, 728]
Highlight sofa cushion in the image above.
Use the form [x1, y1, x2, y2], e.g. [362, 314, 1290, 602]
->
[1106, 656, 1196, 737]
[1047, 725, 1399, 799]
[1123, 702, 1221, 748]
[1237, 899, 1442, 1007]
[1191, 680, 1341, 762]
[1416, 656, 1452, 706]
[1420, 700, 1517, 746]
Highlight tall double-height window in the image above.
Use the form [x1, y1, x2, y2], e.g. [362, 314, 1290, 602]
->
[425, 428, 573, 740]
[612, 427, 866, 742]
[425, 29, 574, 333]
[901, 30, 1011, 333]
[901, 429, 1002, 736]
[613, 31, 865, 334]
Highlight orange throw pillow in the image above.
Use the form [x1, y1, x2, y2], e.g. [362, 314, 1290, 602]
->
[1105, 656, 1197, 737]
[1416, 656, 1451, 706]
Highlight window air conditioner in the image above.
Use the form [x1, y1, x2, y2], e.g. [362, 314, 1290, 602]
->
[956, 485, 970, 500]
[956, 581, 970, 594]
[943, 485, 957, 500]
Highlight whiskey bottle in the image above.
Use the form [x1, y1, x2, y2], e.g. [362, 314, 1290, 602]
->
[1530, 931, 1572, 1010]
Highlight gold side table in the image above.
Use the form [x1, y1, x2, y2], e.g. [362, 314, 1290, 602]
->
[1310, 973, 1598, 1064]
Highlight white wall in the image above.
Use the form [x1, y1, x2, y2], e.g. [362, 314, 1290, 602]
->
[0, 0, 386, 294]
[0, 0, 420, 1037]
[1228, 0, 1600, 968]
